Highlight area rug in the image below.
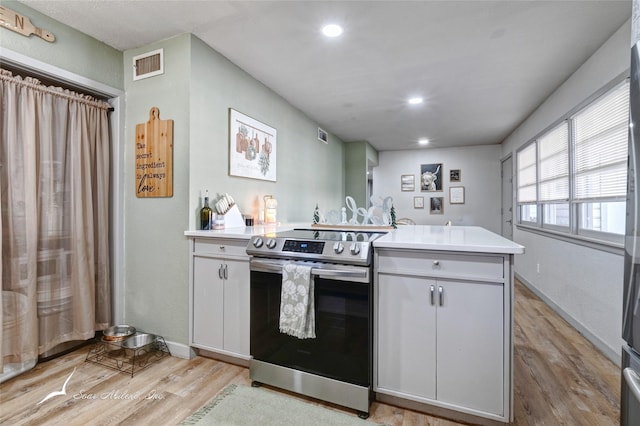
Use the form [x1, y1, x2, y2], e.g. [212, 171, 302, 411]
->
[180, 383, 384, 425]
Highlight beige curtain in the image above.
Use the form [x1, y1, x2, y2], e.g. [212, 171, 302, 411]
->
[0, 69, 111, 370]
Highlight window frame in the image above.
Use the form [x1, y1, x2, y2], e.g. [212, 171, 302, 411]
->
[515, 77, 629, 248]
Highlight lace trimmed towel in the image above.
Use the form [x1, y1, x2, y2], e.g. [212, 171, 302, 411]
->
[279, 263, 315, 339]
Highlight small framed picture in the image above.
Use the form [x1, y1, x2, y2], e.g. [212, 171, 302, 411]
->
[430, 197, 444, 214]
[318, 127, 328, 144]
[449, 186, 465, 204]
[401, 174, 415, 192]
[450, 169, 461, 182]
[414, 196, 424, 209]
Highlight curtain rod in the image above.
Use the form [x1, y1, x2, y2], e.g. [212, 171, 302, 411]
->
[0, 68, 112, 111]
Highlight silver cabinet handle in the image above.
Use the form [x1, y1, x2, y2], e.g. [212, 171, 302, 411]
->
[624, 367, 640, 403]
[224, 264, 228, 280]
[218, 264, 224, 279]
[438, 286, 444, 306]
[219, 246, 225, 251]
[429, 285, 435, 305]
[433, 260, 440, 266]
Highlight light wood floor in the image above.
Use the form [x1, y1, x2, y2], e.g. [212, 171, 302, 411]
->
[0, 280, 620, 425]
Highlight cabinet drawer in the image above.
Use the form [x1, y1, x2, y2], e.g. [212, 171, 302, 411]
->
[194, 238, 248, 257]
[377, 250, 504, 281]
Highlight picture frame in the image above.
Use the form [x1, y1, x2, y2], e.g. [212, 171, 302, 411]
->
[449, 186, 465, 204]
[430, 197, 444, 214]
[229, 108, 277, 181]
[450, 169, 461, 182]
[318, 127, 328, 144]
[413, 196, 424, 209]
[401, 174, 415, 192]
[420, 163, 443, 191]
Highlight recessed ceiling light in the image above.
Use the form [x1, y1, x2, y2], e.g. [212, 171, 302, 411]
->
[418, 138, 429, 145]
[322, 24, 343, 38]
[408, 97, 423, 105]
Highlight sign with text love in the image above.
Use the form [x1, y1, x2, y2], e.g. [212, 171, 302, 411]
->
[135, 107, 173, 197]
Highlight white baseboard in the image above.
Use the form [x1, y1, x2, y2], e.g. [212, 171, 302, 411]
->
[515, 273, 621, 367]
[164, 340, 197, 359]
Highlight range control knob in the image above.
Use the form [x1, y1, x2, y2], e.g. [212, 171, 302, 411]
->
[266, 239, 277, 249]
[333, 242, 345, 254]
[253, 237, 263, 248]
[350, 243, 361, 255]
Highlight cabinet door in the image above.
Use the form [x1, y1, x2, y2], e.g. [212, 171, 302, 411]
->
[222, 258, 250, 356]
[192, 256, 224, 350]
[436, 280, 504, 415]
[377, 273, 436, 399]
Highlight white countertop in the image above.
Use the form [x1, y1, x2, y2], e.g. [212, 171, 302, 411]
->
[374, 225, 525, 254]
[184, 223, 305, 240]
[185, 224, 524, 255]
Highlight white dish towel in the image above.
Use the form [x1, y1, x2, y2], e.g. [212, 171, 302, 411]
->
[279, 263, 316, 339]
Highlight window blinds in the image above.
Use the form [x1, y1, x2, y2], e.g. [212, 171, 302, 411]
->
[517, 143, 537, 202]
[538, 121, 569, 201]
[573, 83, 629, 200]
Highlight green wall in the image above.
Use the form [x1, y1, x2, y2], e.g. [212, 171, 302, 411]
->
[124, 34, 346, 346]
[122, 35, 192, 345]
[0, 1, 123, 90]
[189, 36, 345, 227]
[345, 141, 378, 209]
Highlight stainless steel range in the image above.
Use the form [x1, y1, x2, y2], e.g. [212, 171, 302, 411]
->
[246, 228, 386, 419]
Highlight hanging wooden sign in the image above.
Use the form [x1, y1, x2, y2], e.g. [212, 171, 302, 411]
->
[0, 6, 55, 42]
[135, 107, 174, 198]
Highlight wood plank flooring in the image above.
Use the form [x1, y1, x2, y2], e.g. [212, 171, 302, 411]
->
[0, 280, 620, 425]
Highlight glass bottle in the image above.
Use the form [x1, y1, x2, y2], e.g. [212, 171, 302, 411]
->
[200, 190, 212, 230]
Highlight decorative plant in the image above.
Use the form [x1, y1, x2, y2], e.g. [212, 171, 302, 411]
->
[313, 204, 320, 224]
[390, 204, 397, 229]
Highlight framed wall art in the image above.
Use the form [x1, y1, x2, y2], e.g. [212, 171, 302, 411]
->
[420, 163, 443, 191]
[430, 197, 444, 214]
[318, 127, 328, 144]
[414, 196, 424, 209]
[229, 108, 277, 181]
[449, 186, 465, 204]
[401, 174, 415, 191]
[450, 169, 461, 182]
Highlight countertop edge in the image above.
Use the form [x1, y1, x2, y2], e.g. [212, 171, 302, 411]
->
[372, 240, 525, 255]
[184, 224, 525, 255]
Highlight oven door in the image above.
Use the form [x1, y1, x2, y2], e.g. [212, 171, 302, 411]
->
[250, 258, 372, 387]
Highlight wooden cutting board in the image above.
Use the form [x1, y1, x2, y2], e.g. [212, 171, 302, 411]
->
[135, 107, 174, 198]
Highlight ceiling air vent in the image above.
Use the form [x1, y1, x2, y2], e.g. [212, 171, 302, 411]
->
[133, 48, 164, 81]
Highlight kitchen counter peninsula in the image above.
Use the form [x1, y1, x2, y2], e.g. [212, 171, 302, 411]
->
[372, 226, 523, 425]
[185, 224, 523, 424]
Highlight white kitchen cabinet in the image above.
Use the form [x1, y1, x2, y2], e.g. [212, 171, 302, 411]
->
[190, 238, 250, 359]
[375, 248, 510, 424]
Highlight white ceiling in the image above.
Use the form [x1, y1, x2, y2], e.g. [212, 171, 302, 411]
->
[18, 0, 631, 151]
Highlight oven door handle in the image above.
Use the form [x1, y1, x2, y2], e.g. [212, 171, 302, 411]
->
[312, 268, 367, 278]
[250, 259, 368, 278]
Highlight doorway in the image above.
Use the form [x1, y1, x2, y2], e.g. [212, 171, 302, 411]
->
[1, 50, 124, 381]
[501, 155, 513, 239]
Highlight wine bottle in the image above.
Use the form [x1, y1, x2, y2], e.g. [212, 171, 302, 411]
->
[201, 190, 212, 230]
